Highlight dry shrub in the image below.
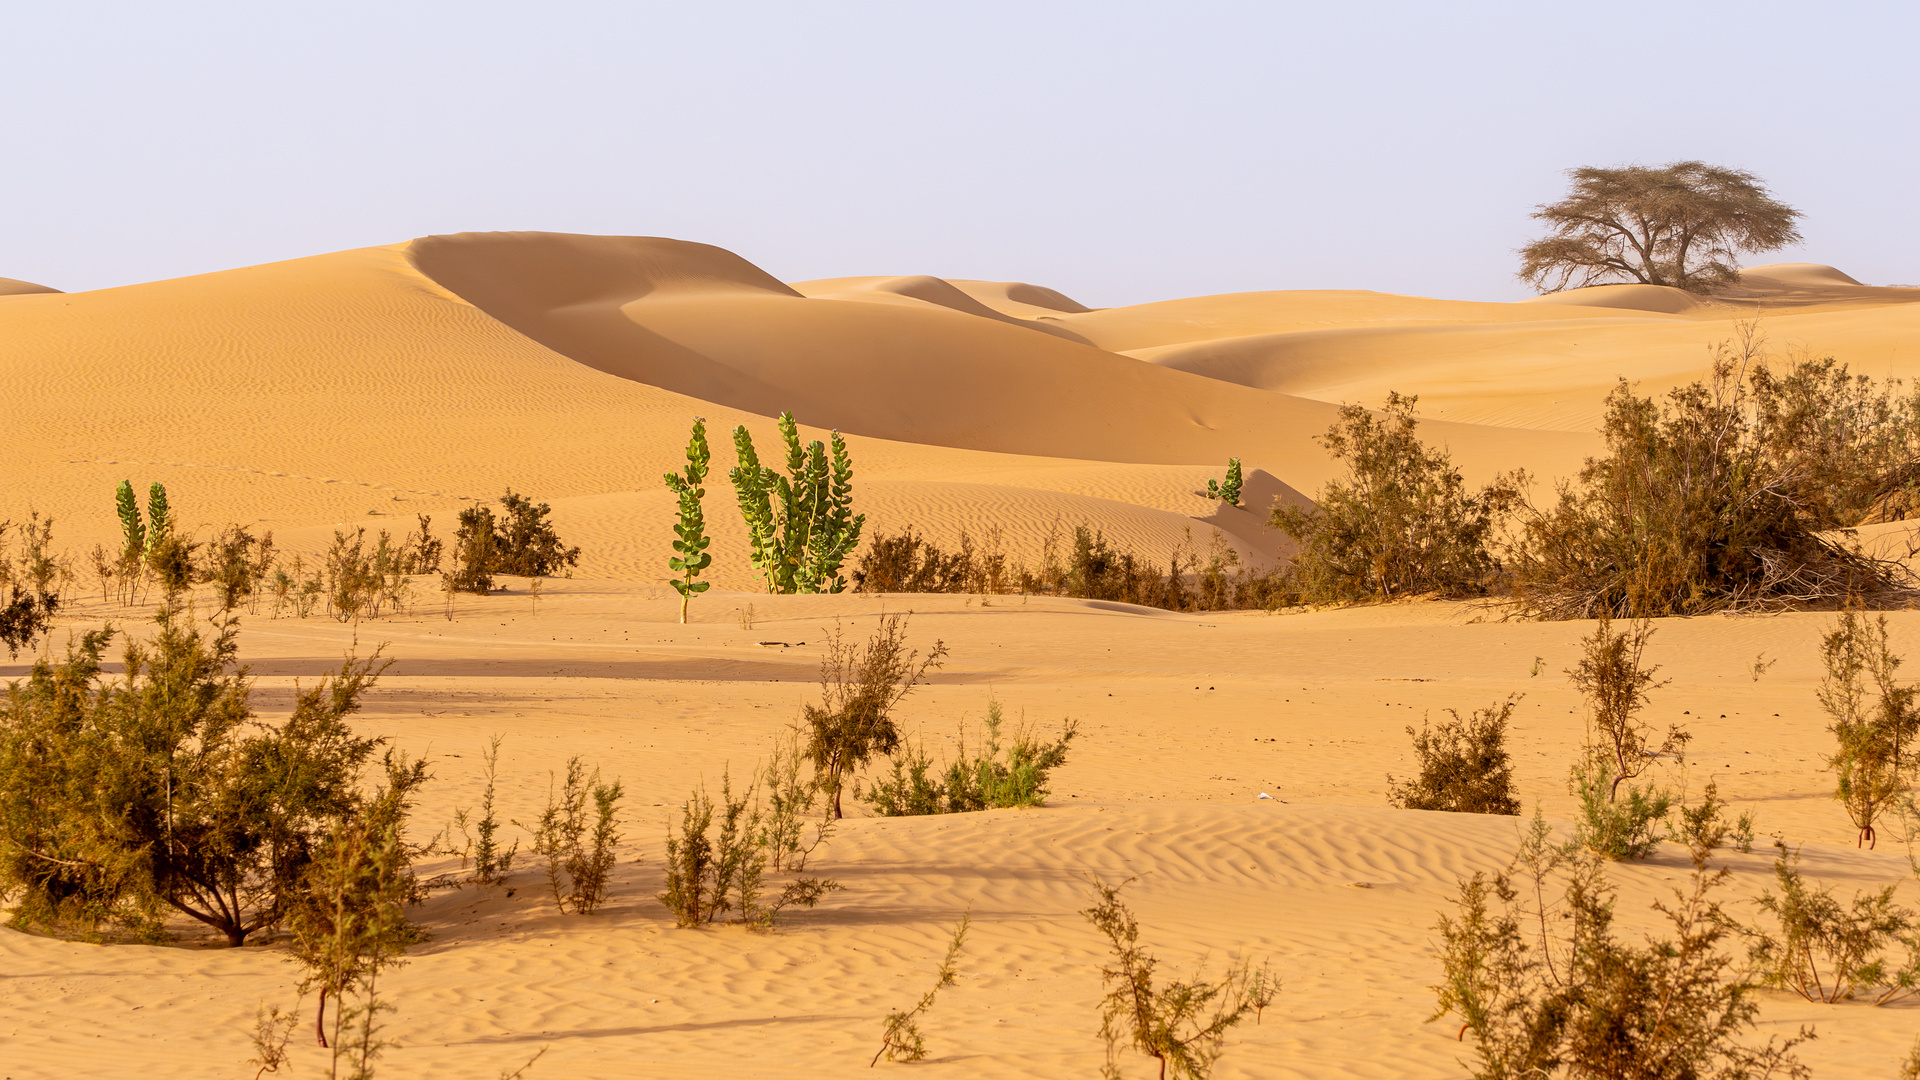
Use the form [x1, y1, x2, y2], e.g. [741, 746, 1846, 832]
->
[1271, 392, 1520, 604]
[1819, 609, 1919, 848]
[1386, 697, 1521, 815]
[1433, 813, 1811, 1080]
[1565, 616, 1688, 859]
[0, 513, 65, 659]
[804, 613, 947, 819]
[658, 767, 839, 930]
[1082, 876, 1269, 1080]
[446, 490, 576, 595]
[1508, 329, 1920, 619]
[525, 756, 622, 915]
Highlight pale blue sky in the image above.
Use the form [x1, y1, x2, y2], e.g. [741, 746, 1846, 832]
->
[4, 1, 1914, 305]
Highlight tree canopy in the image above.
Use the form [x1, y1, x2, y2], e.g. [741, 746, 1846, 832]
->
[1518, 162, 1802, 294]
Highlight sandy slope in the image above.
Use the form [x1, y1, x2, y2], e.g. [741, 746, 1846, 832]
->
[4, 237, 1920, 1077]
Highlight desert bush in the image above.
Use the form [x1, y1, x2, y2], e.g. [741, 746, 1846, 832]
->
[659, 768, 839, 930]
[873, 911, 971, 1065]
[663, 418, 714, 624]
[1666, 778, 1755, 854]
[731, 411, 865, 594]
[1570, 616, 1686, 802]
[321, 525, 438, 622]
[1386, 697, 1521, 815]
[758, 729, 832, 872]
[1819, 610, 1919, 848]
[804, 614, 948, 819]
[1082, 876, 1268, 1080]
[445, 491, 577, 596]
[1570, 756, 1674, 860]
[0, 608, 396, 945]
[1508, 334, 1920, 619]
[0, 513, 65, 660]
[864, 699, 1078, 816]
[467, 735, 517, 886]
[1271, 392, 1521, 603]
[1903, 1036, 1920, 1080]
[525, 756, 622, 915]
[203, 524, 276, 614]
[1433, 812, 1811, 1080]
[1742, 846, 1920, 1006]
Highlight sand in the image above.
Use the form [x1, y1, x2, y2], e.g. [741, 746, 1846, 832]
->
[3, 235, 1920, 1077]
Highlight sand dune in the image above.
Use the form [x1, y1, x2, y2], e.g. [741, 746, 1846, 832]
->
[0, 276, 59, 296]
[4, 235, 1920, 1077]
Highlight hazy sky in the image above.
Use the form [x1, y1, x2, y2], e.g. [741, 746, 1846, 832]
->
[5, 1, 1915, 306]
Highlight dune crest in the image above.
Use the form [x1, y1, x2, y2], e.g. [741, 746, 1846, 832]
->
[0, 276, 60, 296]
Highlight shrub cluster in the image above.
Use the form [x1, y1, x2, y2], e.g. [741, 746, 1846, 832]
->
[864, 699, 1078, 816]
[1386, 698, 1521, 816]
[445, 490, 580, 595]
[0, 512, 67, 658]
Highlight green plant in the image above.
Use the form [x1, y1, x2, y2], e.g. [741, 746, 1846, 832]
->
[659, 769, 838, 929]
[664, 418, 714, 624]
[114, 480, 146, 602]
[1433, 811, 1812, 1079]
[446, 505, 500, 595]
[1083, 876, 1262, 1080]
[525, 757, 622, 915]
[1386, 697, 1522, 815]
[247, 1000, 300, 1078]
[1743, 846, 1919, 1005]
[1668, 778, 1738, 853]
[758, 729, 831, 872]
[1571, 756, 1673, 860]
[0, 517, 62, 660]
[1204, 459, 1243, 506]
[1902, 1036, 1920, 1080]
[470, 735, 517, 886]
[145, 481, 173, 560]
[494, 490, 581, 578]
[730, 411, 865, 594]
[0, 610, 396, 946]
[872, 911, 971, 1065]
[804, 614, 948, 818]
[1820, 610, 1919, 848]
[1271, 393, 1520, 603]
[865, 699, 1078, 816]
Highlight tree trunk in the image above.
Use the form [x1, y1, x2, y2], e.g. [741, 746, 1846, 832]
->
[315, 986, 330, 1048]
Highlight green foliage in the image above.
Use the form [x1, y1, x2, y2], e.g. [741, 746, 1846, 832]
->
[1386, 697, 1521, 815]
[1742, 846, 1920, 1006]
[1667, 778, 1749, 854]
[470, 735, 516, 886]
[865, 699, 1078, 816]
[729, 411, 866, 594]
[1570, 756, 1674, 860]
[1507, 338, 1920, 619]
[1082, 876, 1266, 1080]
[115, 480, 145, 564]
[445, 491, 579, 596]
[145, 481, 173, 559]
[659, 768, 839, 930]
[1204, 459, 1243, 506]
[873, 912, 971, 1065]
[803, 614, 947, 818]
[1432, 811, 1812, 1080]
[1271, 393, 1518, 603]
[0, 514, 64, 660]
[1569, 616, 1687, 803]
[447, 505, 500, 595]
[0, 608, 394, 946]
[525, 756, 622, 915]
[1820, 610, 1919, 849]
[664, 418, 714, 624]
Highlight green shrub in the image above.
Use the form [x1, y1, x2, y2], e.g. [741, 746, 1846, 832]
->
[1205, 458, 1243, 506]
[0, 608, 396, 945]
[1819, 610, 1919, 849]
[1742, 845, 1920, 1005]
[445, 491, 578, 596]
[1271, 392, 1520, 603]
[0, 513, 64, 659]
[525, 756, 622, 915]
[1433, 812, 1812, 1079]
[1508, 337, 1920, 619]
[1386, 697, 1521, 815]
[865, 699, 1078, 816]
[1082, 876, 1268, 1080]
[659, 768, 839, 930]
[730, 411, 865, 594]
[1570, 756, 1673, 860]
[1569, 616, 1687, 802]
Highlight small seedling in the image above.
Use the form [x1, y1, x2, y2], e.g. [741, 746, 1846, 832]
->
[872, 911, 972, 1065]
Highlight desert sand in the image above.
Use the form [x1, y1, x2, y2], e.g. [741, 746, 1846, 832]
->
[3, 234, 1920, 1077]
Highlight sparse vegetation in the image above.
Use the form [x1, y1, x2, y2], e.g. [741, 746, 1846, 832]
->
[446, 490, 577, 595]
[1205, 459, 1243, 506]
[873, 911, 971, 1066]
[468, 735, 517, 887]
[664, 418, 714, 624]
[1271, 393, 1520, 603]
[0, 513, 65, 659]
[1386, 697, 1521, 815]
[1819, 609, 1919, 848]
[1742, 845, 1920, 1005]
[731, 411, 866, 594]
[525, 756, 623, 915]
[804, 614, 948, 819]
[1433, 812, 1812, 1079]
[864, 698, 1078, 816]
[1563, 616, 1686, 859]
[659, 768, 840, 930]
[1083, 876, 1267, 1080]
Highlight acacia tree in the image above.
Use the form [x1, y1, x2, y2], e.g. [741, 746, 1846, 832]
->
[1519, 161, 1802, 293]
